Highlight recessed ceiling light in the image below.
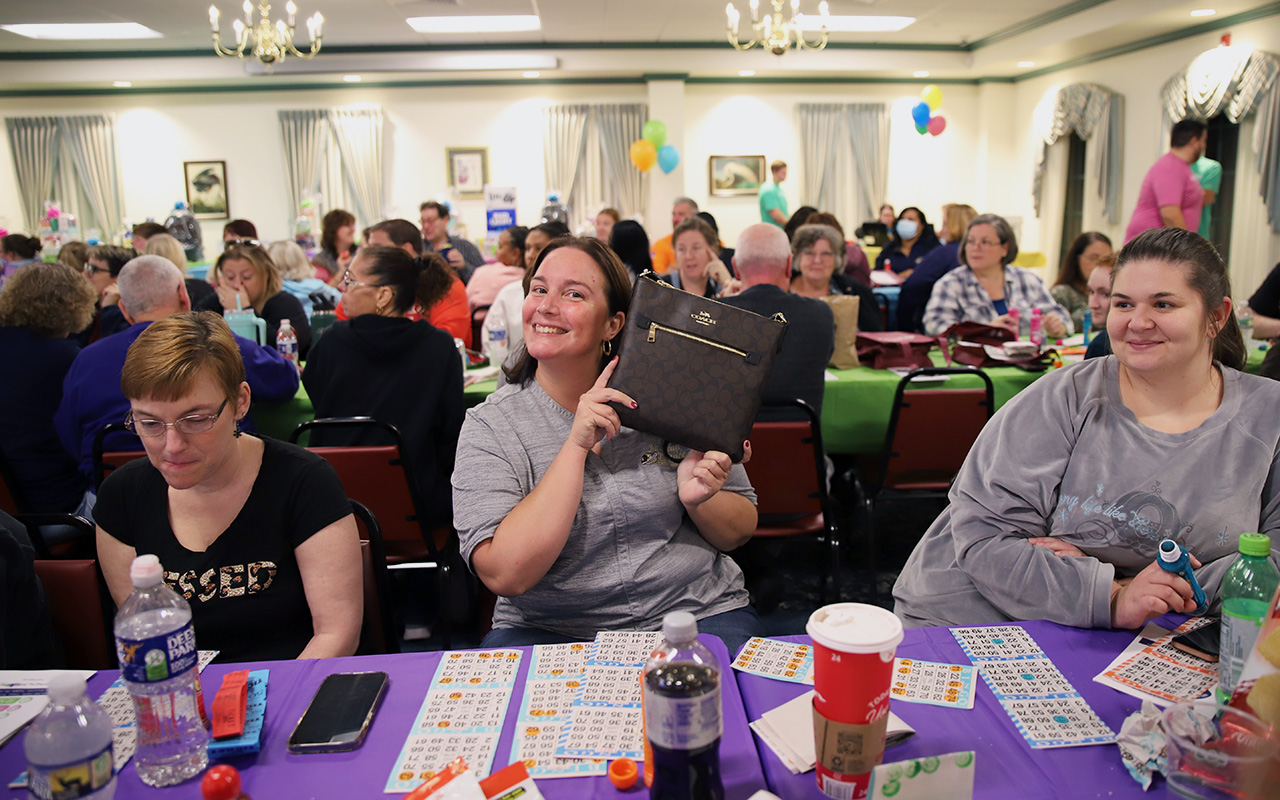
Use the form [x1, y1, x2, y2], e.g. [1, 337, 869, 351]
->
[1190, 8, 1217, 16]
[113, 81, 132, 87]
[739, 69, 756, 77]
[523, 71, 540, 78]
[406, 15, 541, 34]
[343, 74, 361, 82]
[0, 22, 162, 40]
[794, 15, 914, 32]
[1017, 60, 1036, 68]
[913, 70, 930, 78]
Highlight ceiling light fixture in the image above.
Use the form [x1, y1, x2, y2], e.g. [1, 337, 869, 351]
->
[113, 81, 133, 87]
[1190, 9, 1217, 17]
[795, 15, 914, 32]
[0, 23, 161, 40]
[1017, 60, 1036, 68]
[523, 71, 540, 78]
[343, 74, 360, 82]
[739, 69, 756, 76]
[407, 15, 541, 34]
[913, 70, 930, 77]
[209, 1, 323, 70]
[726, 0, 830, 56]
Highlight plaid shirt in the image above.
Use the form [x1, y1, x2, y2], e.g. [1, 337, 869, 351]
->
[922, 265, 1074, 336]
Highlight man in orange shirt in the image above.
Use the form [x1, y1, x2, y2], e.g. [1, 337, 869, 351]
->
[650, 197, 699, 273]
[356, 219, 472, 348]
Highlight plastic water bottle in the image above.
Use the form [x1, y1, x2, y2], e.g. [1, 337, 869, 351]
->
[114, 555, 208, 787]
[1219, 533, 1280, 701]
[1238, 300, 1255, 343]
[164, 202, 203, 263]
[643, 611, 723, 800]
[454, 337, 468, 378]
[24, 674, 116, 800]
[1007, 307, 1021, 340]
[1082, 309, 1093, 344]
[486, 325, 508, 368]
[1029, 308, 1043, 348]
[276, 318, 299, 370]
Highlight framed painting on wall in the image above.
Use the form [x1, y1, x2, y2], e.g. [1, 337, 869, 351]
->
[183, 160, 229, 220]
[446, 147, 489, 199]
[708, 155, 766, 197]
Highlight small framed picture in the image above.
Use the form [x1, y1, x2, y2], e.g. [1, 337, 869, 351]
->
[446, 147, 489, 199]
[709, 155, 766, 197]
[183, 160, 229, 220]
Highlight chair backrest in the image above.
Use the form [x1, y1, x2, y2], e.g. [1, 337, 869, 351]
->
[291, 418, 438, 556]
[350, 499, 399, 655]
[32, 559, 116, 670]
[746, 399, 830, 523]
[92, 423, 144, 489]
[879, 367, 994, 492]
[0, 448, 24, 515]
[17, 513, 94, 560]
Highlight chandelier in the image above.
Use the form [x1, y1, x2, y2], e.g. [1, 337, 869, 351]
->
[209, 1, 323, 68]
[726, 0, 830, 56]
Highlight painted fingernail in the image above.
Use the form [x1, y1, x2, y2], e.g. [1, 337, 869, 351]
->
[630, 401, 638, 408]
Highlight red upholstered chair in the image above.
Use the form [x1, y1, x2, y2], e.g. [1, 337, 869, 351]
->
[92, 422, 146, 490]
[847, 366, 994, 555]
[33, 559, 117, 670]
[746, 399, 844, 604]
[350, 499, 399, 655]
[291, 417, 456, 648]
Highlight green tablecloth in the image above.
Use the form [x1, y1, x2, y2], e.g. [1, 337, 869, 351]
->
[253, 345, 1270, 454]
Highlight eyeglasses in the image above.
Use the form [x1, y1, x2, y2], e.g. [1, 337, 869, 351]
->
[126, 400, 228, 437]
[966, 239, 1003, 249]
[801, 249, 836, 260]
[225, 238, 263, 248]
[83, 264, 110, 275]
[340, 270, 386, 290]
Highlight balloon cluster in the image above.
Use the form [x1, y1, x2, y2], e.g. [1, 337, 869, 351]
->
[910, 85, 947, 137]
[630, 120, 681, 174]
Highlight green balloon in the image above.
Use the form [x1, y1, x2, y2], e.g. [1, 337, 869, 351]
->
[915, 122, 928, 135]
[643, 119, 668, 149]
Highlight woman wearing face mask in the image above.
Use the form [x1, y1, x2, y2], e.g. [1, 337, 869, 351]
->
[874, 207, 941, 279]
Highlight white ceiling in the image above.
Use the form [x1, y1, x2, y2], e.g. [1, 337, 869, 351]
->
[0, 0, 1269, 90]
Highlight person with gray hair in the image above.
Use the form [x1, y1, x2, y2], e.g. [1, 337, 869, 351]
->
[789, 224, 882, 333]
[720, 223, 835, 418]
[921, 213, 1071, 337]
[55, 256, 299, 483]
[652, 196, 702, 273]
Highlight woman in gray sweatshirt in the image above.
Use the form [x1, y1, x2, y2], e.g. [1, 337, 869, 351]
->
[894, 228, 1280, 630]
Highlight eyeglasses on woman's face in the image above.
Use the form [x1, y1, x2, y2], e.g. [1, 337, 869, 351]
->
[126, 400, 228, 437]
[225, 238, 263, 249]
[340, 269, 386, 291]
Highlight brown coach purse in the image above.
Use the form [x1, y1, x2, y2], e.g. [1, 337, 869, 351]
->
[607, 273, 788, 462]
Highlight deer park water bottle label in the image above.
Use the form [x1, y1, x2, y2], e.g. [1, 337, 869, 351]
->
[117, 621, 198, 683]
[27, 741, 113, 800]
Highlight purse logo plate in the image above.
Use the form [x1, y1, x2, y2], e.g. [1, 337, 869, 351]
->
[690, 310, 716, 327]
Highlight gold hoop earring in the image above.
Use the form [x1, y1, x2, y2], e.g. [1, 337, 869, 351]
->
[602, 338, 614, 357]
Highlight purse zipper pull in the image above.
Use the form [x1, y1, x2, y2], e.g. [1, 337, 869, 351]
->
[648, 322, 657, 343]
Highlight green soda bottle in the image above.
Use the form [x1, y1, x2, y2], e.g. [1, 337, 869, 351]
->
[1218, 533, 1280, 701]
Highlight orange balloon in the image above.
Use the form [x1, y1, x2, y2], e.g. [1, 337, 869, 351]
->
[630, 139, 657, 172]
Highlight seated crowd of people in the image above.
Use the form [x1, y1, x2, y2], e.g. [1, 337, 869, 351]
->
[2, 152, 1279, 670]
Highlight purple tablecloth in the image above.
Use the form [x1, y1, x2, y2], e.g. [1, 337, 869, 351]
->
[2, 636, 766, 799]
[737, 620, 1155, 800]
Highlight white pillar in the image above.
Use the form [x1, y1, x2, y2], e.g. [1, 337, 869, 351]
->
[645, 76, 687, 231]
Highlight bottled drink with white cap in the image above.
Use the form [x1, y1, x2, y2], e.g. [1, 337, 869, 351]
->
[24, 673, 116, 799]
[643, 611, 723, 800]
[113, 555, 208, 787]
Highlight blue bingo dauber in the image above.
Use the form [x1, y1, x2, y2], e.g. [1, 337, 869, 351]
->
[1157, 539, 1208, 615]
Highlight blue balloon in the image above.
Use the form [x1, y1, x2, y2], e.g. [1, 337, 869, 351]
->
[911, 101, 932, 126]
[657, 144, 680, 175]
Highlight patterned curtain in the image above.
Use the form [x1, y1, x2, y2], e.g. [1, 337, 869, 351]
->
[56, 116, 126, 242]
[594, 104, 648, 218]
[1032, 84, 1124, 224]
[4, 117, 59, 234]
[845, 104, 890, 228]
[327, 108, 384, 228]
[1162, 48, 1280, 233]
[798, 104, 843, 210]
[278, 110, 327, 232]
[542, 105, 591, 220]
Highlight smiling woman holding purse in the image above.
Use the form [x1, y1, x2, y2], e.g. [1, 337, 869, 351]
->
[452, 236, 760, 653]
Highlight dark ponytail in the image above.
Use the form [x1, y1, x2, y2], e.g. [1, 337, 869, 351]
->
[1, 234, 41, 260]
[357, 245, 454, 316]
[1113, 228, 1245, 370]
[413, 253, 453, 313]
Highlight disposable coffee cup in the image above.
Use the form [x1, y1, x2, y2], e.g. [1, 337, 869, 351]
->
[806, 603, 904, 800]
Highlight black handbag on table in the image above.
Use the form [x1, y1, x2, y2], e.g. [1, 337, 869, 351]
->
[606, 273, 788, 462]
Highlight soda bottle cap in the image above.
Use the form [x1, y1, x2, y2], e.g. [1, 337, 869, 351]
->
[661, 611, 698, 644]
[1239, 532, 1271, 557]
[608, 758, 637, 789]
[130, 554, 164, 587]
[807, 603, 903, 654]
[46, 673, 87, 703]
[1159, 539, 1182, 563]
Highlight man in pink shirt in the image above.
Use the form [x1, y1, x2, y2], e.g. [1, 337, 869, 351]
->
[1124, 119, 1208, 242]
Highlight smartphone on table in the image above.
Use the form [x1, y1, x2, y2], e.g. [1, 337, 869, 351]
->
[287, 671, 389, 753]
[1169, 620, 1221, 661]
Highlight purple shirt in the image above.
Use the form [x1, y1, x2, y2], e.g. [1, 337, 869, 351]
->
[1125, 151, 1203, 242]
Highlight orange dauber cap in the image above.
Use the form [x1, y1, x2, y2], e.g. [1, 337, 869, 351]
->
[609, 758, 638, 790]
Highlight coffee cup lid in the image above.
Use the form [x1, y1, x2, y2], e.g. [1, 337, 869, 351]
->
[806, 603, 904, 654]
